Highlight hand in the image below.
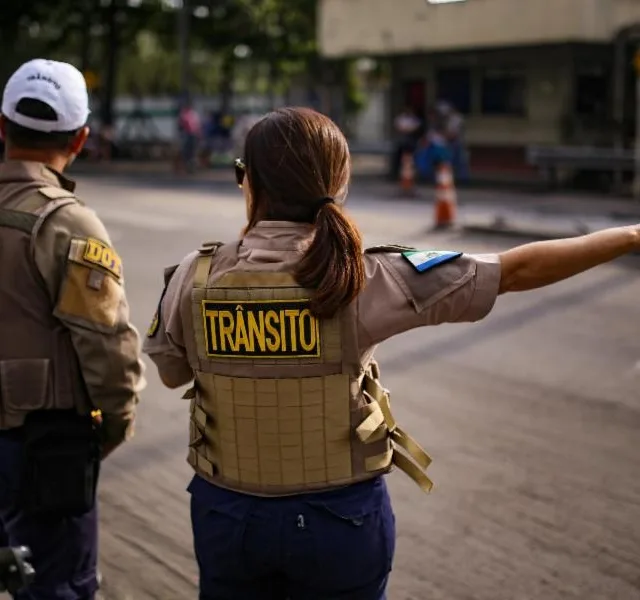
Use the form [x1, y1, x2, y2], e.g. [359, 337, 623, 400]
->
[630, 225, 640, 251]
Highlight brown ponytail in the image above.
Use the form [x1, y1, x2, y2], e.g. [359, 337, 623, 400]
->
[294, 203, 365, 318]
[243, 107, 365, 317]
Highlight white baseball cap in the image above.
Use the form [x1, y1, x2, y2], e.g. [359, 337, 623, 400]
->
[1, 59, 90, 133]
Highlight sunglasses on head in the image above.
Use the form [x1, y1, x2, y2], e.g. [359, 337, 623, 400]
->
[234, 158, 246, 187]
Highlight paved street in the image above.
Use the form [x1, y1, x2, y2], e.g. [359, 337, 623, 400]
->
[7, 175, 640, 600]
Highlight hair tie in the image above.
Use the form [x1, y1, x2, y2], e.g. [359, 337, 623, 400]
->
[317, 197, 334, 209]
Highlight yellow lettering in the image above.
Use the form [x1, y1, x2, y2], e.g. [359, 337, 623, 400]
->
[279, 310, 287, 351]
[85, 240, 102, 262]
[234, 309, 251, 351]
[202, 301, 320, 358]
[285, 309, 298, 352]
[82, 238, 122, 279]
[205, 309, 219, 351]
[101, 248, 112, 270]
[299, 309, 316, 352]
[248, 311, 266, 352]
[265, 310, 280, 352]
[219, 311, 235, 352]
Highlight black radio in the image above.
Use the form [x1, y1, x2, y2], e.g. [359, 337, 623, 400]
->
[0, 546, 35, 596]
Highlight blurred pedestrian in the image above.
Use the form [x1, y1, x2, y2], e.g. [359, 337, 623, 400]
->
[436, 101, 469, 181]
[391, 106, 422, 179]
[176, 99, 201, 174]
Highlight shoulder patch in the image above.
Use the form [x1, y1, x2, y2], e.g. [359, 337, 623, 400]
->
[402, 250, 463, 273]
[81, 238, 123, 280]
[66, 238, 122, 281]
[365, 244, 418, 255]
[147, 311, 160, 338]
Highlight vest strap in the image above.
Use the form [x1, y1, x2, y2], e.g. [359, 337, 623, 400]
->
[182, 386, 196, 400]
[30, 197, 78, 259]
[194, 254, 214, 288]
[0, 209, 38, 234]
[392, 452, 434, 493]
[361, 372, 434, 493]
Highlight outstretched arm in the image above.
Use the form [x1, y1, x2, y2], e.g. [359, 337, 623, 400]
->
[499, 226, 639, 294]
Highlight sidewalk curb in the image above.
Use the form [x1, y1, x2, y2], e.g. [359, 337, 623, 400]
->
[462, 223, 585, 241]
[461, 215, 592, 241]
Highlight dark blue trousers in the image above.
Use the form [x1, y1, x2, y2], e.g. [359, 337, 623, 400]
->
[189, 475, 396, 600]
[0, 434, 98, 600]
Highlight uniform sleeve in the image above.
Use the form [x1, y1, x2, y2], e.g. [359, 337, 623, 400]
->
[33, 202, 146, 447]
[357, 251, 502, 347]
[142, 252, 197, 388]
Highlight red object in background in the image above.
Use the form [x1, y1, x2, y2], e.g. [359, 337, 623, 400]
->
[403, 81, 426, 115]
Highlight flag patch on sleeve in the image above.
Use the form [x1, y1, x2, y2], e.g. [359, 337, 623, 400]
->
[401, 250, 462, 273]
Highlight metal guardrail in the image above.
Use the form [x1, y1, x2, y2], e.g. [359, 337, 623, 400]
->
[348, 140, 393, 155]
[527, 145, 636, 170]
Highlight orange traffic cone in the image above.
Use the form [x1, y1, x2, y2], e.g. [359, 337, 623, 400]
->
[399, 151, 416, 195]
[433, 162, 457, 228]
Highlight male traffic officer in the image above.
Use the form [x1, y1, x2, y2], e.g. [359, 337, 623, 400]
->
[0, 59, 145, 599]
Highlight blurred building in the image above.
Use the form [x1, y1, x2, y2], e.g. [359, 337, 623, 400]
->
[318, 0, 640, 172]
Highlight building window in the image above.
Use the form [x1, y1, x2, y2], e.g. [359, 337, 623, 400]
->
[574, 65, 608, 118]
[436, 68, 472, 114]
[481, 68, 526, 116]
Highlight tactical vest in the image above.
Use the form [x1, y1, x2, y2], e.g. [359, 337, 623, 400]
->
[0, 187, 92, 430]
[184, 242, 434, 496]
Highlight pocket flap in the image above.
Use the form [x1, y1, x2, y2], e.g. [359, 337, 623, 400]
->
[0, 359, 51, 413]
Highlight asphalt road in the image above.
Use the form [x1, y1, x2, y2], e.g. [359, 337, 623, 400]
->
[10, 176, 640, 600]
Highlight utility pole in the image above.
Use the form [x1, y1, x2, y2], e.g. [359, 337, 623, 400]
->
[178, 0, 191, 99]
[634, 47, 640, 200]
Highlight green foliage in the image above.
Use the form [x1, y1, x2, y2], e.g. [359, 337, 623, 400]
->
[0, 0, 368, 119]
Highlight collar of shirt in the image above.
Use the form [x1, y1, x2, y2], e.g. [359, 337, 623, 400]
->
[0, 160, 76, 192]
[241, 221, 314, 252]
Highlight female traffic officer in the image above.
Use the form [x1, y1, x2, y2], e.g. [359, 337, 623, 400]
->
[143, 107, 640, 600]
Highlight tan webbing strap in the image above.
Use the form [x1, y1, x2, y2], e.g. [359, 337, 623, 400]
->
[194, 254, 213, 288]
[355, 405, 386, 443]
[365, 447, 393, 472]
[392, 452, 434, 493]
[361, 372, 434, 492]
[390, 428, 432, 470]
[182, 386, 196, 400]
[193, 240, 223, 288]
[196, 453, 216, 478]
[30, 197, 78, 259]
[187, 448, 216, 479]
[193, 404, 208, 429]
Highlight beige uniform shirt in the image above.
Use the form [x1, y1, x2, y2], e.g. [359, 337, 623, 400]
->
[0, 160, 145, 445]
[144, 221, 502, 385]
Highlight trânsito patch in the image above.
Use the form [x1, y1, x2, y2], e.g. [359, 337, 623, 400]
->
[201, 299, 321, 359]
[402, 250, 462, 273]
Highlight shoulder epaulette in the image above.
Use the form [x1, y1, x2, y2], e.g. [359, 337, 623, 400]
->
[365, 244, 418, 254]
[198, 241, 224, 255]
[37, 187, 77, 201]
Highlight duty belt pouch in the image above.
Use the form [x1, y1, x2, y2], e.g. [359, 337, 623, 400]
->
[19, 410, 100, 518]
